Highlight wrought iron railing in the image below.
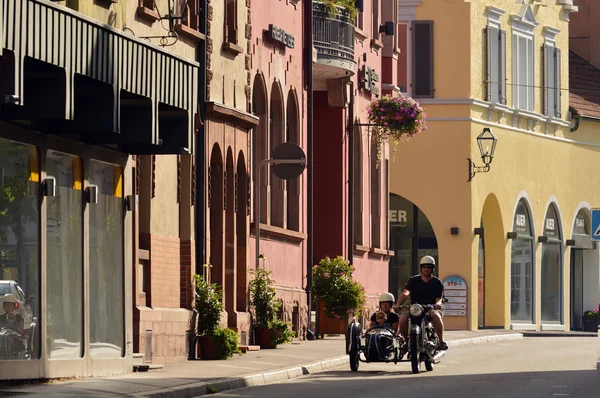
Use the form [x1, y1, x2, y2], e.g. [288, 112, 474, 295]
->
[313, 2, 355, 64]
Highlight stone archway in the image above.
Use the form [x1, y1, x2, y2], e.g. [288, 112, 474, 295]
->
[209, 144, 224, 287]
[480, 193, 505, 328]
[225, 148, 235, 324]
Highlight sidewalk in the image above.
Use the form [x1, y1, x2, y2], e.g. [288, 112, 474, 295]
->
[0, 330, 525, 397]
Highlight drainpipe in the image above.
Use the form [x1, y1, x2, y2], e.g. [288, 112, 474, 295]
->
[569, 107, 581, 132]
[305, 0, 315, 341]
[348, 80, 354, 264]
[196, 0, 208, 274]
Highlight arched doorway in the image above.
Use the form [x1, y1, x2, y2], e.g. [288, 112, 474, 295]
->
[569, 207, 597, 330]
[209, 144, 224, 286]
[236, 152, 248, 312]
[540, 203, 563, 326]
[270, 81, 284, 228]
[479, 193, 505, 328]
[225, 148, 235, 323]
[510, 198, 535, 325]
[388, 193, 438, 298]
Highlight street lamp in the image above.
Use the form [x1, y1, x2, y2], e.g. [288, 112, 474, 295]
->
[467, 127, 497, 182]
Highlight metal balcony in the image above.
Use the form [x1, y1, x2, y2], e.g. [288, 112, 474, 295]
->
[313, 2, 356, 82]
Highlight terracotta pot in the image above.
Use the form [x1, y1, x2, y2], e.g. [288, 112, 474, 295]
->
[254, 327, 278, 349]
[583, 315, 599, 332]
[318, 307, 348, 335]
[196, 335, 217, 360]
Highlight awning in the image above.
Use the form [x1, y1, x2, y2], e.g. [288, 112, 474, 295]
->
[0, 0, 198, 154]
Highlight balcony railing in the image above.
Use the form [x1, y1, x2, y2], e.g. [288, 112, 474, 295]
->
[313, 2, 355, 74]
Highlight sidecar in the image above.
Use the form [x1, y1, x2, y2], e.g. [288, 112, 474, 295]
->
[346, 319, 405, 371]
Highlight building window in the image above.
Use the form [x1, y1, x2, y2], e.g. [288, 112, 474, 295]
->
[353, 126, 363, 245]
[510, 199, 534, 324]
[412, 21, 434, 98]
[485, 7, 507, 104]
[0, 139, 40, 360]
[181, 0, 201, 30]
[511, 6, 538, 112]
[371, 0, 379, 39]
[285, 90, 300, 232]
[355, 9, 364, 31]
[252, 74, 268, 225]
[543, 27, 561, 118]
[89, 160, 124, 358]
[370, 140, 381, 249]
[225, 0, 238, 44]
[540, 204, 562, 324]
[46, 151, 84, 359]
[269, 82, 284, 228]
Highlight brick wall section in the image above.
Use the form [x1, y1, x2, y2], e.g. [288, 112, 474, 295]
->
[180, 240, 195, 309]
[150, 234, 181, 308]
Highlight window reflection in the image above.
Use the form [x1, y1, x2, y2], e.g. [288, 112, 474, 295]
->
[0, 139, 40, 360]
[89, 160, 124, 358]
[46, 151, 83, 359]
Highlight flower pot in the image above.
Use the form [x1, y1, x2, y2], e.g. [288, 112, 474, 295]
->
[318, 307, 348, 335]
[583, 314, 599, 332]
[196, 335, 217, 360]
[254, 327, 278, 349]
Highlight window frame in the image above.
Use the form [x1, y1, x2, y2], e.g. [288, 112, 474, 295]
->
[542, 26, 562, 118]
[485, 6, 506, 104]
[225, 0, 238, 45]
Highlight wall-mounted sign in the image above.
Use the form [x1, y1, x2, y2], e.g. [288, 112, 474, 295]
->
[543, 205, 559, 239]
[361, 65, 379, 96]
[267, 24, 295, 48]
[442, 275, 468, 316]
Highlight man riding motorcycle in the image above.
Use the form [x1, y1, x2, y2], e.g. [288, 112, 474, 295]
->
[394, 256, 448, 350]
[0, 294, 24, 334]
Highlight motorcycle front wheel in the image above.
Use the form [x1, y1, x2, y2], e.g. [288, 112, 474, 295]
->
[425, 358, 434, 371]
[349, 347, 360, 371]
[409, 334, 420, 374]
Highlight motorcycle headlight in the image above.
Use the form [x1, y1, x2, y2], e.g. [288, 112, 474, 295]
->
[409, 304, 423, 317]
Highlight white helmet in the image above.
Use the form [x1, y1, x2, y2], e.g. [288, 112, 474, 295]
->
[420, 255, 436, 267]
[379, 292, 395, 303]
[2, 294, 16, 304]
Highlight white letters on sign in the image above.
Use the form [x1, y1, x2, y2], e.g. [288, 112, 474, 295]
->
[515, 214, 526, 227]
[545, 219, 555, 231]
[390, 210, 407, 223]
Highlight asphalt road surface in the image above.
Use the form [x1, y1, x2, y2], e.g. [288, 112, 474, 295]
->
[208, 337, 599, 398]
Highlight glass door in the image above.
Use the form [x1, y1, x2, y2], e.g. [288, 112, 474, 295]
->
[570, 249, 584, 330]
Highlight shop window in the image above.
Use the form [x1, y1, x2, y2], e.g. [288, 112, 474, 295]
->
[89, 160, 124, 358]
[412, 21, 434, 98]
[269, 82, 284, 229]
[511, 6, 537, 112]
[510, 199, 534, 323]
[353, 126, 363, 245]
[0, 139, 40, 360]
[46, 151, 83, 359]
[540, 203, 562, 324]
[225, 0, 238, 44]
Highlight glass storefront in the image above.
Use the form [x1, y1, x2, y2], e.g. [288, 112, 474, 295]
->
[540, 204, 562, 324]
[0, 138, 40, 360]
[89, 160, 124, 358]
[46, 151, 83, 359]
[510, 199, 534, 323]
[389, 194, 438, 298]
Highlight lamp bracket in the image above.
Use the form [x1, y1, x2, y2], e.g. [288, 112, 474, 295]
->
[467, 158, 490, 182]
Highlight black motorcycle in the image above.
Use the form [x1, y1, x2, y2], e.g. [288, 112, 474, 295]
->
[406, 303, 446, 374]
[0, 317, 38, 360]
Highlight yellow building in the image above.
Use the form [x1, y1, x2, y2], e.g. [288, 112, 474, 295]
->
[389, 0, 599, 332]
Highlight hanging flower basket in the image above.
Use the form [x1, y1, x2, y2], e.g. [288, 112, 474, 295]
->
[367, 94, 427, 164]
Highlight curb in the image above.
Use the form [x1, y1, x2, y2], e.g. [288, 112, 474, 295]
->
[520, 331, 598, 338]
[136, 333, 524, 398]
[447, 333, 523, 348]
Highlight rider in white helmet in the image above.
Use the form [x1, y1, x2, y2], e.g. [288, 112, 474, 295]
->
[1, 294, 25, 334]
[394, 255, 447, 350]
[369, 292, 399, 334]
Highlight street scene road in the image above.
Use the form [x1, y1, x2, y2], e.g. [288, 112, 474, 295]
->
[209, 337, 599, 398]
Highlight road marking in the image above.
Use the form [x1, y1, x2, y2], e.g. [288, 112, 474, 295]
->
[552, 394, 569, 396]
[553, 386, 568, 388]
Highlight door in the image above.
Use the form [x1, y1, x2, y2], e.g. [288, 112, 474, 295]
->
[570, 249, 584, 330]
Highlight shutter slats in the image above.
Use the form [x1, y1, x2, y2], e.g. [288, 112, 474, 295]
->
[486, 26, 492, 102]
[412, 20, 434, 98]
[555, 48, 561, 118]
[500, 30, 507, 105]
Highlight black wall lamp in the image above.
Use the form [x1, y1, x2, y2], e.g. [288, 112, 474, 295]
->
[468, 128, 498, 182]
[379, 21, 396, 36]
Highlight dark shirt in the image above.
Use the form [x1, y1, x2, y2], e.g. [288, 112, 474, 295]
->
[404, 275, 444, 305]
[0, 312, 24, 332]
[370, 311, 400, 329]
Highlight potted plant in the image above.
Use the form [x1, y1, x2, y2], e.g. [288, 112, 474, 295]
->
[312, 256, 367, 335]
[320, 0, 359, 19]
[583, 304, 599, 332]
[193, 274, 240, 359]
[367, 94, 427, 165]
[249, 268, 294, 348]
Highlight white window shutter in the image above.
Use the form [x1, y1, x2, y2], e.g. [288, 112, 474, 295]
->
[555, 48, 562, 118]
[500, 30, 507, 105]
